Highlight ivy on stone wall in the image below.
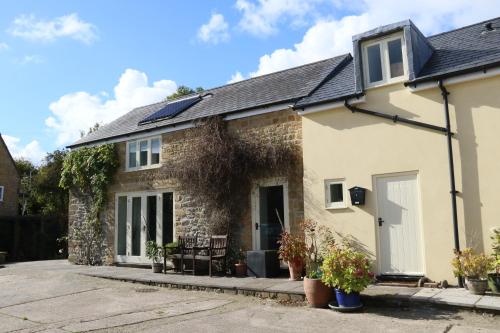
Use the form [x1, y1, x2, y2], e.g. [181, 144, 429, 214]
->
[60, 144, 119, 265]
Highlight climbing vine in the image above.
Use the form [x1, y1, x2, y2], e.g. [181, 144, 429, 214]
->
[60, 144, 119, 265]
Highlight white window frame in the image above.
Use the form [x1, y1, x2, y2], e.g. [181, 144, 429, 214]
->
[325, 179, 347, 209]
[362, 32, 407, 88]
[126, 136, 162, 171]
[0, 186, 4, 202]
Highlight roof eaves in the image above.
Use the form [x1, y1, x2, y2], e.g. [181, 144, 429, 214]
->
[0, 133, 21, 179]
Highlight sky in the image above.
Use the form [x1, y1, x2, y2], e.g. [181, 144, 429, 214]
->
[0, 0, 498, 164]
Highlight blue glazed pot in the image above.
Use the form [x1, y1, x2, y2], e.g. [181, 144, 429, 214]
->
[335, 289, 361, 308]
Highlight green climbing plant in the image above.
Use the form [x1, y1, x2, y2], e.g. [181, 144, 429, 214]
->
[60, 144, 119, 265]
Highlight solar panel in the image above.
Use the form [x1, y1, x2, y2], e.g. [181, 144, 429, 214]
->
[138, 96, 201, 124]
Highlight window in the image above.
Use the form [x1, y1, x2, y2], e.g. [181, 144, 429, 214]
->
[363, 34, 406, 87]
[126, 136, 161, 171]
[325, 179, 347, 209]
[0, 186, 4, 202]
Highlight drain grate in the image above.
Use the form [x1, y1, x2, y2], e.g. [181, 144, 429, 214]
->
[134, 287, 159, 293]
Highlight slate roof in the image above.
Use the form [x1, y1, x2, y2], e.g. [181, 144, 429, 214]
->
[71, 17, 500, 147]
[70, 54, 349, 147]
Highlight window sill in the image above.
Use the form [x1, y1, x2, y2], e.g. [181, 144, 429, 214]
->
[125, 164, 162, 172]
[365, 77, 407, 90]
[325, 203, 348, 210]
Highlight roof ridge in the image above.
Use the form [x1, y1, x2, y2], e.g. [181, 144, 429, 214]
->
[427, 16, 500, 39]
[204, 54, 351, 92]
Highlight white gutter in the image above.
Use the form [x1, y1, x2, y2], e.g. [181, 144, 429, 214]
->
[297, 96, 366, 116]
[224, 103, 291, 121]
[408, 66, 500, 92]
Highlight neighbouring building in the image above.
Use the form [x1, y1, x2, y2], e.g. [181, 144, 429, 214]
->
[0, 134, 20, 217]
[69, 17, 500, 283]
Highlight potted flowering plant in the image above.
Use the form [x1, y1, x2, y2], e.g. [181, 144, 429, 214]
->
[452, 247, 495, 295]
[146, 241, 163, 273]
[234, 248, 247, 277]
[488, 228, 500, 293]
[321, 241, 374, 308]
[302, 219, 335, 307]
[278, 230, 306, 280]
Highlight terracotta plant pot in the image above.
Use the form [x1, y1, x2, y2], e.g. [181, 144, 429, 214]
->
[304, 277, 332, 308]
[288, 259, 304, 281]
[152, 262, 163, 273]
[235, 263, 247, 277]
[465, 278, 488, 295]
[487, 273, 500, 294]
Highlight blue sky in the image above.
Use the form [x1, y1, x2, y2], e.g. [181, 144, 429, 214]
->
[0, 0, 498, 164]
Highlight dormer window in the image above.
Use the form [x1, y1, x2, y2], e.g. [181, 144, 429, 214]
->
[362, 33, 407, 88]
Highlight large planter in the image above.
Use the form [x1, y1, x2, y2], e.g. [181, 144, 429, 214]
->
[465, 278, 488, 295]
[304, 277, 332, 308]
[235, 263, 247, 277]
[152, 263, 163, 273]
[488, 273, 500, 294]
[335, 289, 361, 308]
[288, 259, 304, 281]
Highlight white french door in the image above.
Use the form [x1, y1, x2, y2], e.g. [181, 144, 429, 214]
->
[375, 173, 424, 275]
[115, 191, 174, 263]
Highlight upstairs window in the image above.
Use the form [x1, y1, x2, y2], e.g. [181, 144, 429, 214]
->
[127, 136, 162, 171]
[363, 34, 406, 87]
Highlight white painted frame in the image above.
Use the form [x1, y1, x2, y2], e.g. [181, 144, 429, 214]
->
[324, 178, 348, 209]
[372, 170, 426, 276]
[114, 190, 175, 264]
[0, 186, 4, 202]
[125, 136, 162, 172]
[250, 178, 289, 250]
[363, 32, 408, 88]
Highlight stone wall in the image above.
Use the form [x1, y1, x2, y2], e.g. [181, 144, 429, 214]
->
[68, 108, 303, 263]
[0, 139, 19, 217]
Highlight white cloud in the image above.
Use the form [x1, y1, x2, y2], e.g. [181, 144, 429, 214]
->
[198, 13, 230, 44]
[45, 69, 178, 146]
[0, 42, 9, 51]
[243, 0, 498, 76]
[227, 71, 244, 83]
[14, 54, 44, 65]
[235, 0, 319, 36]
[2, 135, 45, 165]
[9, 13, 98, 44]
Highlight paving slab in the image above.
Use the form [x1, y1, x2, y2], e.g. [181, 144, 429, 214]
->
[431, 288, 482, 307]
[475, 295, 500, 311]
[411, 288, 443, 302]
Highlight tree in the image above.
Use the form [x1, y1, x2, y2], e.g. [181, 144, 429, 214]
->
[80, 123, 100, 138]
[166, 86, 204, 101]
[15, 159, 38, 215]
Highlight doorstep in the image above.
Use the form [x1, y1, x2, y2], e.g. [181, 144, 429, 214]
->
[77, 266, 500, 313]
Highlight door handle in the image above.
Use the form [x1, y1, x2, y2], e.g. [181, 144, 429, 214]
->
[255, 223, 259, 230]
[378, 217, 384, 227]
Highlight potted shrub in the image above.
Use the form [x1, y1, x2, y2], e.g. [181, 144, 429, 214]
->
[488, 228, 500, 294]
[452, 247, 495, 295]
[321, 242, 374, 308]
[146, 241, 163, 273]
[163, 241, 179, 272]
[234, 248, 247, 277]
[278, 230, 306, 280]
[303, 219, 335, 308]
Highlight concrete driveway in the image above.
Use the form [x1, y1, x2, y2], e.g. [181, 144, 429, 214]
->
[0, 261, 498, 333]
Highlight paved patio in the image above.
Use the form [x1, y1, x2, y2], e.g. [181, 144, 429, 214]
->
[78, 265, 500, 313]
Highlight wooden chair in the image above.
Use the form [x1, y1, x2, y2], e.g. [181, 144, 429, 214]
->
[178, 235, 197, 275]
[208, 235, 228, 277]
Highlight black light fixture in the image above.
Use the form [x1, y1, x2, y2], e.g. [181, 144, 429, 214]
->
[349, 186, 366, 206]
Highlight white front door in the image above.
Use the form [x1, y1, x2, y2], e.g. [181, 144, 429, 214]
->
[375, 173, 424, 275]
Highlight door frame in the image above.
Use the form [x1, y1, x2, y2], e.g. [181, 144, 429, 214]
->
[251, 177, 289, 250]
[114, 189, 175, 264]
[372, 171, 426, 276]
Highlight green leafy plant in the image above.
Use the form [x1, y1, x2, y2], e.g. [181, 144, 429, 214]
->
[59, 144, 119, 265]
[321, 242, 374, 294]
[146, 241, 162, 264]
[491, 228, 500, 274]
[163, 241, 179, 256]
[278, 230, 307, 265]
[451, 247, 495, 279]
[236, 248, 246, 264]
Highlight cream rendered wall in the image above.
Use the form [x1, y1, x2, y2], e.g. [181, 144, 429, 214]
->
[302, 75, 500, 282]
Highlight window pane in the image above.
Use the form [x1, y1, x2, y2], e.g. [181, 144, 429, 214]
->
[117, 196, 127, 255]
[329, 183, 343, 203]
[128, 142, 137, 168]
[151, 139, 160, 165]
[132, 197, 141, 256]
[367, 44, 383, 83]
[147, 195, 157, 242]
[140, 141, 148, 166]
[388, 39, 404, 78]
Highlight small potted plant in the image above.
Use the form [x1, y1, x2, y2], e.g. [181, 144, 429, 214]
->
[488, 228, 500, 293]
[163, 241, 179, 272]
[303, 219, 335, 308]
[234, 248, 247, 277]
[321, 241, 374, 309]
[452, 247, 494, 295]
[278, 230, 306, 280]
[146, 241, 163, 273]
